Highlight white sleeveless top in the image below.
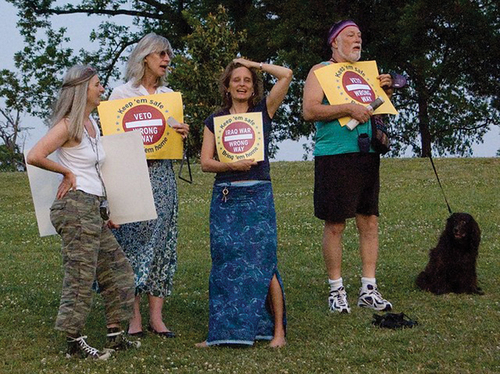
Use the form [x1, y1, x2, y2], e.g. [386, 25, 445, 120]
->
[57, 117, 106, 196]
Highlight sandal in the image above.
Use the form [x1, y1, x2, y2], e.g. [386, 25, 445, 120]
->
[372, 312, 418, 329]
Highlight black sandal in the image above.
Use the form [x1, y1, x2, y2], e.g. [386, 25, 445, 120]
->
[148, 325, 176, 338]
[372, 312, 418, 329]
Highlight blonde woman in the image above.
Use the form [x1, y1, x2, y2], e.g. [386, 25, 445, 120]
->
[27, 65, 139, 359]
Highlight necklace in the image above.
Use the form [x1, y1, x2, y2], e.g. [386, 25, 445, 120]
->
[84, 118, 96, 138]
[84, 119, 107, 199]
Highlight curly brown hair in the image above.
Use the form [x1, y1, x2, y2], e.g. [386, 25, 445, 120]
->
[219, 62, 264, 110]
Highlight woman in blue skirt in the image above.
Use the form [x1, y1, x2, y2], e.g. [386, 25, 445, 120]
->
[198, 58, 292, 348]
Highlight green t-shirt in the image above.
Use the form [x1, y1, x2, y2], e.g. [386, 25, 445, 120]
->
[313, 61, 375, 156]
[313, 117, 373, 156]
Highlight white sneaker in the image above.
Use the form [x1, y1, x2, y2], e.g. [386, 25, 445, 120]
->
[357, 284, 392, 311]
[66, 336, 111, 360]
[328, 286, 351, 313]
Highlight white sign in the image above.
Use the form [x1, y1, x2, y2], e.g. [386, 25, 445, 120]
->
[26, 131, 157, 237]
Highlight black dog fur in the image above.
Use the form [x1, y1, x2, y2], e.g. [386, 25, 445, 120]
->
[416, 213, 483, 295]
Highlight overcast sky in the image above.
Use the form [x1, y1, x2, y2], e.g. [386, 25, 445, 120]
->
[1, 1, 498, 158]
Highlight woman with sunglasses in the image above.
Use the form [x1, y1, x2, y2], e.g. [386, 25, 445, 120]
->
[109, 33, 189, 338]
[27, 65, 139, 359]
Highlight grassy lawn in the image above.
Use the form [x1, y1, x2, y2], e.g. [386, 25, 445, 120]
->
[0, 158, 498, 373]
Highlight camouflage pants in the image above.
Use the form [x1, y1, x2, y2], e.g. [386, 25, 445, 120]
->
[50, 190, 134, 335]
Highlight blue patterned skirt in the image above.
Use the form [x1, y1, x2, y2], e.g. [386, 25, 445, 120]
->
[112, 159, 178, 298]
[206, 181, 286, 346]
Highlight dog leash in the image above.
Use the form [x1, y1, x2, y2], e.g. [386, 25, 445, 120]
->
[428, 155, 453, 214]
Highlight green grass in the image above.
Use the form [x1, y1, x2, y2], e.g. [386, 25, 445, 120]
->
[1, 158, 499, 373]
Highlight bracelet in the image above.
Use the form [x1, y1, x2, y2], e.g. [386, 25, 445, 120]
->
[259, 62, 263, 70]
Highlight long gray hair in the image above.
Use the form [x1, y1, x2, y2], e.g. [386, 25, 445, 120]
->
[125, 33, 174, 88]
[51, 65, 97, 142]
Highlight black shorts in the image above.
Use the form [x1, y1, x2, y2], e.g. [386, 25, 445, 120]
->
[314, 153, 380, 222]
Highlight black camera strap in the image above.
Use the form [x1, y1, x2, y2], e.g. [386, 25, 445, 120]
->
[178, 139, 192, 184]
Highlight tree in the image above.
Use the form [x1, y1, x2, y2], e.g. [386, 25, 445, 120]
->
[0, 109, 27, 171]
[0, 69, 36, 171]
[363, 0, 500, 156]
[8, 0, 195, 88]
[168, 6, 245, 157]
[6, 0, 500, 157]
[251, 0, 500, 157]
[0, 23, 77, 171]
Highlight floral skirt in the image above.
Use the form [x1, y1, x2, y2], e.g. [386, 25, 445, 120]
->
[206, 181, 286, 346]
[113, 159, 178, 298]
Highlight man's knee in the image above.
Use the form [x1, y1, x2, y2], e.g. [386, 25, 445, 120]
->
[324, 221, 346, 237]
[356, 215, 378, 232]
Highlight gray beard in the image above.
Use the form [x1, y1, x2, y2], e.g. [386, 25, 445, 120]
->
[338, 50, 361, 63]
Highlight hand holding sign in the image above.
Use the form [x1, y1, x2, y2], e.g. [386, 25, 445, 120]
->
[214, 112, 264, 163]
[314, 61, 398, 127]
[166, 116, 190, 139]
[98, 92, 184, 159]
[346, 97, 385, 130]
[229, 159, 258, 171]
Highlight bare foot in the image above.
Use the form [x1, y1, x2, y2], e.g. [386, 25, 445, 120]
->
[195, 341, 209, 348]
[128, 296, 143, 335]
[269, 336, 286, 348]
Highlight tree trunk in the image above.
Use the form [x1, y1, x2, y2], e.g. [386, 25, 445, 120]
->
[417, 92, 432, 158]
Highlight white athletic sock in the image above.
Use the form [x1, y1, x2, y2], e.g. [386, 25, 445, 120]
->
[328, 278, 344, 291]
[361, 277, 377, 290]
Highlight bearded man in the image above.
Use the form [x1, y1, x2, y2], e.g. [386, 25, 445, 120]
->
[302, 20, 395, 314]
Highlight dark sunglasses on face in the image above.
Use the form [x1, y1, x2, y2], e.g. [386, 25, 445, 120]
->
[155, 50, 170, 59]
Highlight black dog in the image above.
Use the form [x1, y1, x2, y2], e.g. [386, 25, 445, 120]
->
[416, 213, 483, 295]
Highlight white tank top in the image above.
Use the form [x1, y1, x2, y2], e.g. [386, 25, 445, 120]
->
[56, 117, 106, 196]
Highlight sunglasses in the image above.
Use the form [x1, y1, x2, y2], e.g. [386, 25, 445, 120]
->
[154, 50, 170, 59]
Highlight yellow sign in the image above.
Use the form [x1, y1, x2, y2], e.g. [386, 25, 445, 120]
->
[314, 60, 398, 126]
[98, 92, 184, 159]
[214, 112, 264, 163]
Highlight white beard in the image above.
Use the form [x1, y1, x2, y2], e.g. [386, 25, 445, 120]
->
[337, 38, 361, 63]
